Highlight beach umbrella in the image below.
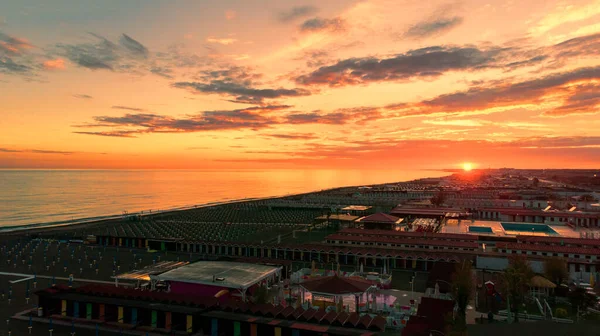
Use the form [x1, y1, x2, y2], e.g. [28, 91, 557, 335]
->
[28, 315, 32, 334]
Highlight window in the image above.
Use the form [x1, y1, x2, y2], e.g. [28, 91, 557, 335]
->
[574, 255, 580, 259]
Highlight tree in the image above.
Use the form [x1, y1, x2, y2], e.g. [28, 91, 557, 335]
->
[569, 287, 596, 315]
[452, 261, 474, 330]
[532, 177, 540, 187]
[544, 258, 568, 287]
[252, 285, 269, 304]
[502, 256, 533, 322]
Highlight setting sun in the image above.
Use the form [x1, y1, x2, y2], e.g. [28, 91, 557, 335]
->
[463, 162, 474, 171]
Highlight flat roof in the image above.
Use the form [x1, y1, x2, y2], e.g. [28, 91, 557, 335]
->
[156, 261, 281, 290]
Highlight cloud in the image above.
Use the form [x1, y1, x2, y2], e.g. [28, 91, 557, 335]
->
[263, 133, 318, 140]
[73, 130, 139, 138]
[0, 30, 36, 76]
[278, 6, 319, 22]
[56, 33, 118, 70]
[284, 106, 381, 125]
[172, 80, 311, 104]
[42, 58, 66, 70]
[296, 45, 505, 86]
[75, 105, 291, 136]
[0, 148, 21, 153]
[300, 17, 346, 33]
[225, 10, 237, 20]
[416, 66, 600, 117]
[111, 105, 146, 112]
[0, 147, 74, 155]
[206, 37, 238, 45]
[73, 94, 93, 99]
[0, 56, 32, 74]
[119, 34, 149, 58]
[0, 31, 32, 55]
[296, 32, 600, 87]
[404, 16, 463, 39]
[149, 66, 173, 78]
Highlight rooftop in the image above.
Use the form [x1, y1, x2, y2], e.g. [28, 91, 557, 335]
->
[156, 261, 281, 290]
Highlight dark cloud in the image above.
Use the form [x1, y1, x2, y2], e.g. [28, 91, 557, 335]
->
[56, 33, 118, 70]
[285, 106, 381, 125]
[0, 30, 35, 75]
[278, 6, 319, 22]
[296, 46, 506, 86]
[0, 148, 21, 153]
[75, 105, 291, 136]
[149, 66, 173, 79]
[0, 30, 32, 55]
[300, 17, 346, 33]
[0, 55, 32, 74]
[172, 80, 311, 104]
[111, 105, 146, 112]
[73, 130, 139, 138]
[263, 133, 318, 140]
[0, 147, 74, 155]
[296, 32, 600, 87]
[509, 136, 600, 148]
[73, 94, 93, 99]
[404, 16, 463, 39]
[29, 149, 74, 155]
[418, 66, 600, 116]
[119, 34, 148, 58]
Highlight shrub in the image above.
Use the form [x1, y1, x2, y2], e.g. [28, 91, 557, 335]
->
[555, 308, 568, 318]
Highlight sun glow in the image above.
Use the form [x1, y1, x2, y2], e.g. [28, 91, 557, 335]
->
[462, 162, 474, 171]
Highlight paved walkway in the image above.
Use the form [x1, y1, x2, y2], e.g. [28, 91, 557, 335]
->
[0, 271, 132, 286]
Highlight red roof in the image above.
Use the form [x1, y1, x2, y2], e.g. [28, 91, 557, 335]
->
[337, 228, 476, 241]
[359, 213, 401, 223]
[390, 207, 466, 216]
[482, 208, 600, 219]
[496, 242, 600, 255]
[356, 314, 373, 329]
[517, 235, 600, 247]
[344, 312, 360, 327]
[326, 233, 479, 248]
[37, 284, 388, 332]
[300, 275, 374, 295]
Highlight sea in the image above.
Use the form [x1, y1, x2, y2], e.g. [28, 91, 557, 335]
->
[0, 169, 447, 229]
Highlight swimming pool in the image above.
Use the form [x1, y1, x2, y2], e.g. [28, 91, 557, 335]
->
[468, 226, 493, 233]
[501, 222, 558, 234]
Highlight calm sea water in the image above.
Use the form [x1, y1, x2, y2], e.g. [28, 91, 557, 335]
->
[0, 169, 445, 228]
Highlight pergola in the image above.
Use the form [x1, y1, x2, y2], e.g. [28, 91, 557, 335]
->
[299, 275, 376, 313]
[529, 275, 556, 297]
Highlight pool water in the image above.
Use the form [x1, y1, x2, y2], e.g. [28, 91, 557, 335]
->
[501, 222, 558, 234]
[468, 226, 493, 233]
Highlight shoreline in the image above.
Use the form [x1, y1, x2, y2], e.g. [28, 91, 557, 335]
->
[0, 187, 339, 236]
[0, 173, 450, 237]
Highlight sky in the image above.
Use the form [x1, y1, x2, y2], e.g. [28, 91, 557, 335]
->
[1, 0, 600, 170]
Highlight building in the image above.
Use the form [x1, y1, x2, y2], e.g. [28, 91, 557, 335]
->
[356, 213, 404, 230]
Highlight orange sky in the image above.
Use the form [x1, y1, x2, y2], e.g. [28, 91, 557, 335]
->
[1, 0, 600, 169]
